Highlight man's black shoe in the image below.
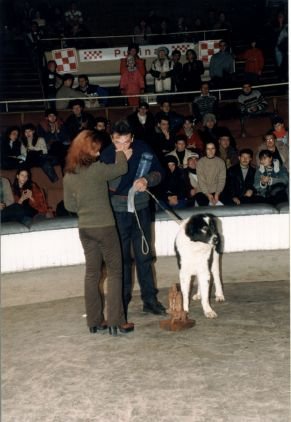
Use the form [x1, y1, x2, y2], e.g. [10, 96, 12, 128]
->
[143, 301, 167, 315]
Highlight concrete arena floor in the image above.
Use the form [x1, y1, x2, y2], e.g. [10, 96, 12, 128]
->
[1, 251, 290, 422]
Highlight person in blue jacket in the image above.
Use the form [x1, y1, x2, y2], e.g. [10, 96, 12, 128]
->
[101, 120, 166, 318]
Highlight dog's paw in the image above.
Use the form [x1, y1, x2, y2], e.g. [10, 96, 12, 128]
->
[192, 293, 201, 301]
[204, 309, 218, 318]
[215, 294, 225, 302]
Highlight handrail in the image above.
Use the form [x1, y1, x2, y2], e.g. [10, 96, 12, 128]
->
[41, 28, 228, 43]
[0, 82, 288, 112]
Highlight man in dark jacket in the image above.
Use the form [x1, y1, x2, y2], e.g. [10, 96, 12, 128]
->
[127, 101, 155, 144]
[221, 148, 262, 205]
[65, 99, 95, 141]
[101, 120, 166, 318]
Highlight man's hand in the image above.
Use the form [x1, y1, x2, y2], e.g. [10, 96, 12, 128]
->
[232, 197, 240, 205]
[0, 202, 6, 210]
[244, 189, 253, 197]
[133, 177, 148, 192]
[207, 193, 215, 204]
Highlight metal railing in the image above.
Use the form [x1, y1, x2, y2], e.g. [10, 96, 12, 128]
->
[40, 28, 228, 50]
[0, 82, 288, 113]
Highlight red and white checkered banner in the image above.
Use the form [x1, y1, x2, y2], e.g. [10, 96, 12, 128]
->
[79, 43, 195, 62]
[198, 40, 220, 64]
[52, 48, 78, 73]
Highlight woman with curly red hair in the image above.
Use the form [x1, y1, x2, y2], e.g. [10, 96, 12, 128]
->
[63, 130, 134, 336]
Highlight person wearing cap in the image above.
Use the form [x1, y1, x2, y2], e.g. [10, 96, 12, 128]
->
[150, 46, 173, 93]
[56, 74, 86, 110]
[183, 153, 200, 205]
[159, 155, 188, 209]
[127, 101, 155, 143]
[271, 116, 288, 146]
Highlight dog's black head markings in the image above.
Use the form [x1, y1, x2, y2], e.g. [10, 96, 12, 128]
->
[185, 214, 221, 252]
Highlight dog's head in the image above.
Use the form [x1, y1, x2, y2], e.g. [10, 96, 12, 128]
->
[185, 214, 221, 252]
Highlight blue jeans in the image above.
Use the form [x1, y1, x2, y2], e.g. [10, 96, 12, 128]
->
[114, 207, 158, 311]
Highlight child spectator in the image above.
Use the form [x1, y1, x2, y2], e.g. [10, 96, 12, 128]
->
[254, 150, 288, 205]
[271, 116, 288, 145]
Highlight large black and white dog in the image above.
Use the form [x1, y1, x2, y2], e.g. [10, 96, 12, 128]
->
[175, 214, 225, 318]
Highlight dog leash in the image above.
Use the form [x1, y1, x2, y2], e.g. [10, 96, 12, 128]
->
[132, 189, 183, 255]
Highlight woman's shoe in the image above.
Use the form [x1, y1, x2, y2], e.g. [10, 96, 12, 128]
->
[119, 322, 135, 333]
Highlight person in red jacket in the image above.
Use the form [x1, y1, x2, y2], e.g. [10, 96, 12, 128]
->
[120, 55, 145, 107]
[238, 39, 264, 84]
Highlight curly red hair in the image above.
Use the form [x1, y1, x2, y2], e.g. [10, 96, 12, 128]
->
[65, 130, 103, 173]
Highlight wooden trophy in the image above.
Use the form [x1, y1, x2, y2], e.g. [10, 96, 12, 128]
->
[159, 283, 195, 331]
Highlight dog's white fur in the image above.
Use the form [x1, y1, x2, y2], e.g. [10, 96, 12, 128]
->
[175, 216, 225, 318]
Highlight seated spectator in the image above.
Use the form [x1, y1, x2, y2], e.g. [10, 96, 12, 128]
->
[217, 132, 238, 169]
[158, 155, 188, 209]
[120, 43, 146, 79]
[42, 60, 62, 108]
[75, 74, 109, 107]
[256, 132, 289, 171]
[21, 124, 59, 182]
[155, 100, 183, 133]
[94, 117, 111, 150]
[213, 11, 232, 32]
[56, 74, 86, 110]
[166, 135, 196, 169]
[133, 18, 152, 45]
[155, 18, 171, 44]
[195, 141, 226, 206]
[12, 167, 54, 226]
[150, 116, 175, 163]
[1, 126, 25, 169]
[237, 38, 265, 84]
[120, 55, 145, 107]
[171, 49, 184, 93]
[37, 109, 69, 167]
[150, 47, 173, 93]
[177, 116, 204, 154]
[174, 16, 189, 41]
[127, 101, 155, 143]
[64, 2, 83, 26]
[198, 113, 220, 146]
[254, 150, 288, 205]
[238, 82, 269, 137]
[183, 153, 200, 205]
[271, 116, 288, 145]
[221, 148, 262, 205]
[209, 39, 234, 88]
[182, 49, 204, 100]
[65, 99, 95, 141]
[0, 176, 27, 225]
[192, 82, 218, 121]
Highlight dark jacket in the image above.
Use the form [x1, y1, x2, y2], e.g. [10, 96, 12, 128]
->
[127, 111, 156, 143]
[226, 163, 256, 199]
[65, 112, 95, 141]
